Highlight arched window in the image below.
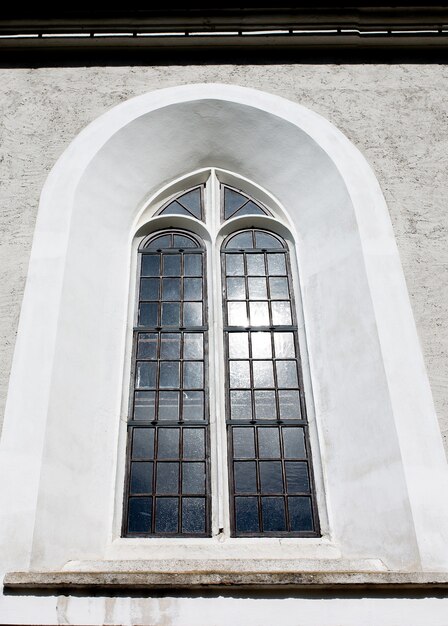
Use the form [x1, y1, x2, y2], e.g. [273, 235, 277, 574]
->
[122, 172, 320, 538]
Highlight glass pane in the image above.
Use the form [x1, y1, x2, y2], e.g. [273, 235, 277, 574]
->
[249, 302, 269, 326]
[173, 234, 197, 248]
[224, 188, 247, 219]
[226, 277, 246, 300]
[248, 277, 267, 300]
[183, 333, 203, 359]
[288, 497, 314, 532]
[133, 391, 156, 421]
[226, 254, 244, 276]
[285, 462, 310, 493]
[262, 497, 286, 531]
[184, 254, 202, 276]
[157, 428, 180, 459]
[130, 462, 153, 494]
[269, 277, 289, 299]
[184, 278, 202, 301]
[137, 333, 158, 359]
[182, 462, 206, 494]
[251, 332, 272, 358]
[252, 361, 274, 388]
[183, 302, 203, 326]
[226, 231, 254, 249]
[155, 497, 178, 533]
[278, 391, 301, 419]
[162, 278, 181, 301]
[230, 361, 251, 388]
[183, 362, 203, 389]
[230, 391, 252, 420]
[161, 302, 180, 326]
[232, 427, 255, 458]
[271, 302, 292, 325]
[128, 497, 152, 533]
[283, 427, 306, 458]
[235, 497, 259, 533]
[136, 362, 157, 389]
[160, 201, 191, 216]
[158, 391, 180, 420]
[258, 428, 281, 458]
[228, 332, 249, 358]
[234, 461, 257, 493]
[177, 188, 202, 219]
[183, 391, 204, 420]
[141, 255, 160, 277]
[182, 498, 206, 533]
[255, 232, 283, 249]
[159, 362, 180, 388]
[259, 462, 283, 493]
[140, 278, 159, 300]
[276, 361, 298, 388]
[156, 463, 179, 494]
[139, 303, 158, 327]
[160, 333, 181, 359]
[232, 202, 265, 218]
[274, 333, 295, 358]
[267, 254, 286, 275]
[254, 391, 277, 420]
[228, 302, 248, 326]
[246, 254, 265, 276]
[132, 428, 155, 459]
[146, 234, 171, 249]
[162, 255, 181, 276]
[183, 429, 205, 459]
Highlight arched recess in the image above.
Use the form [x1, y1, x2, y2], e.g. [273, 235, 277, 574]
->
[1, 84, 448, 574]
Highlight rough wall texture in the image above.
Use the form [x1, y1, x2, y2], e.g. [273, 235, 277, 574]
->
[0, 65, 447, 453]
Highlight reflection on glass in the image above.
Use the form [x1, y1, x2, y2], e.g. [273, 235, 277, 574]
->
[269, 277, 289, 299]
[246, 254, 265, 276]
[232, 202, 265, 219]
[228, 302, 248, 326]
[233, 427, 255, 458]
[156, 463, 179, 494]
[141, 255, 160, 277]
[182, 462, 206, 494]
[255, 232, 283, 249]
[288, 497, 313, 531]
[283, 428, 306, 458]
[133, 391, 156, 420]
[273, 333, 295, 358]
[278, 390, 301, 419]
[227, 231, 253, 249]
[146, 235, 170, 249]
[174, 234, 197, 248]
[230, 361, 251, 388]
[128, 497, 152, 533]
[262, 497, 286, 531]
[155, 497, 178, 533]
[159, 362, 180, 388]
[184, 278, 202, 301]
[183, 333, 203, 359]
[132, 428, 155, 459]
[285, 462, 310, 493]
[251, 332, 272, 358]
[182, 498, 206, 533]
[137, 333, 158, 359]
[158, 391, 180, 420]
[227, 277, 246, 300]
[259, 462, 283, 493]
[271, 302, 292, 325]
[228, 332, 249, 358]
[183, 391, 204, 420]
[183, 302, 203, 326]
[140, 278, 160, 301]
[267, 254, 286, 275]
[183, 362, 203, 389]
[258, 428, 281, 458]
[162, 278, 181, 301]
[254, 391, 276, 420]
[252, 361, 274, 388]
[157, 428, 180, 459]
[226, 254, 244, 276]
[224, 188, 247, 220]
[160, 333, 181, 360]
[248, 277, 267, 300]
[139, 303, 158, 327]
[235, 497, 259, 532]
[130, 462, 153, 494]
[136, 362, 157, 389]
[163, 255, 181, 276]
[276, 361, 298, 388]
[184, 254, 202, 276]
[230, 391, 252, 420]
[177, 188, 202, 219]
[183, 429, 205, 459]
[249, 302, 269, 326]
[161, 302, 180, 327]
[234, 462, 257, 493]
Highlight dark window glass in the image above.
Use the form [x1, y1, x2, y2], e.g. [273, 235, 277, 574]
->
[223, 186, 270, 221]
[223, 228, 319, 537]
[159, 187, 203, 221]
[123, 230, 209, 537]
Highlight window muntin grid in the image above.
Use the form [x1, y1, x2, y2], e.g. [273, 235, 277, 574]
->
[123, 230, 210, 537]
[222, 228, 319, 537]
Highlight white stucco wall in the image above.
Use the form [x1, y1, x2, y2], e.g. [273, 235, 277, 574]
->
[1, 64, 447, 456]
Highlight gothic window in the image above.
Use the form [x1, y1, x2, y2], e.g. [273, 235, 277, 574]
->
[122, 175, 319, 538]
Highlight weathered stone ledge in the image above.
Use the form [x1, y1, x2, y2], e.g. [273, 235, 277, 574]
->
[4, 571, 448, 592]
